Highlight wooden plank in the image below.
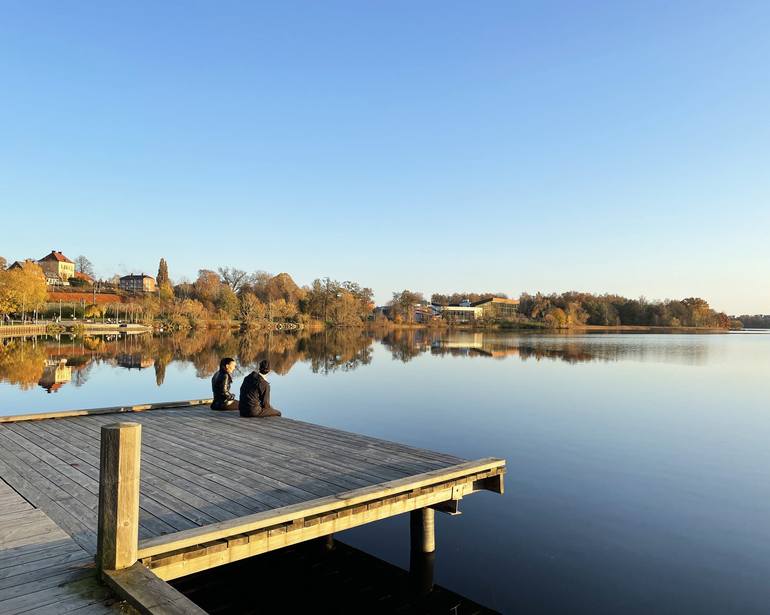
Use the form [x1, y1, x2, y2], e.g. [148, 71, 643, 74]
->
[0, 548, 91, 583]
[138, 458, 505, 559]
[102, 563, 207, 615]
[34, 416, 220, 529]
[0, 398, 213, 424]
[0, 445, 123, 554]
[60, 415, 309, 510]
[0, 553, 93, 591]
[179, 412, 444, 478]
[0, 460, 123, 614]
[85, 406, 449, 490]
[0, 501, 33, 516]
[0, 510, 69, 550]
[38, 416, 249, 530]
[63, 602, 124, 614]
[268, 416, 464, 464]
[0, 574, 112, 615]
[64, 602, 124, 614]
[0, 430, 100, 521]
[0, 566, 95, 602]
[182, 408, 457, 468]
[15, 421, 184, 537]
[145, 415, 417, 490]
[64, 414, 314, 505]
[144, 412, 439, 490]
[21, 592, 118, 614]
[0, 540, 81, 571]
[86, 413, 353, 499]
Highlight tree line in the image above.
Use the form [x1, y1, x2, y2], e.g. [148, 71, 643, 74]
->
[0, 255, 375, 329]
[386, 287, 739, 329]
[164, 266, 374, 330]
[0, 254, 756, 331]
[734, 314, 770, 329]
[517, 292, 736, 328]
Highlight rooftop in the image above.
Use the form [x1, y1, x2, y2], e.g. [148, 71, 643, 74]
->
[120, 273, 155, 280]
[470, 297, 520, 307]
[39, 250, 74, 264]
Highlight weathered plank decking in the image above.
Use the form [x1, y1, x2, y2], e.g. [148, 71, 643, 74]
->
[0, 478, 121, 614]
[0, 401, 505, 613]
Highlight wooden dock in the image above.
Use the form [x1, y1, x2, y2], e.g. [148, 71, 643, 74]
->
[0, 478, 120, 613]
[0, 324, 47, 338]
[0, 400, 505, 614]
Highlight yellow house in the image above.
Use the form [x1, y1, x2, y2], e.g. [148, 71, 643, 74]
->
[37, 250, 76, 284]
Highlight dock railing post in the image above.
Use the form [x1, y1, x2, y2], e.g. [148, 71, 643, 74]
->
[97, 422, 141, 574]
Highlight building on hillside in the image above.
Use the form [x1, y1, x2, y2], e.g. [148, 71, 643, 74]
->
[440, 305, 483, 323]
[471, 297, 520, 319]
[7, 259, 37, 270]
[74, 271, 95, 285]
[413, 304, 442, 323]
[10, 258, 59, 285]
[119, 273, 157, 293]
[37, 251, 75, 285]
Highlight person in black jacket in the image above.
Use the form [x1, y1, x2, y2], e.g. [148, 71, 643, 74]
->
[239, 359, 282, 417]
[211, 357, 239, 411]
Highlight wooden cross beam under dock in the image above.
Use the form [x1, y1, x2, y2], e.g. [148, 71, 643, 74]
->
[0, 400, 506, 614]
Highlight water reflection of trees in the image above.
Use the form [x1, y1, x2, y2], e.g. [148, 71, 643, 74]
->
[0, 329, 377, 393]
[0, 329, 712, 393]
[378, 331, 710, 365]
[0, 339, 47, 390]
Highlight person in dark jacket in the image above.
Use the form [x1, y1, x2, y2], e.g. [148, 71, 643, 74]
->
[211, 357, 239, 411]
[239, 359, 282, 417]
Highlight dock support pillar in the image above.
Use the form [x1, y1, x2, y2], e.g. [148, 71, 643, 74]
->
[410, 507, 435, 554]
[97, 422, 142, 574]
[409, 550, 435, 596]
[324, 533, 335, 551]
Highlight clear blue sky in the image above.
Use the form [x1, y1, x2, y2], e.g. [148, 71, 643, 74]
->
[1, 1, 768, 313]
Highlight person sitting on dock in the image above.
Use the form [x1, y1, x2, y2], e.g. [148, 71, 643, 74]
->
[239, 359, 282, 418]
[210, 357, 239, 411]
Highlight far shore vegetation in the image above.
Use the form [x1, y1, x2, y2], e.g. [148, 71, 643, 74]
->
[0, 254, 761, 332]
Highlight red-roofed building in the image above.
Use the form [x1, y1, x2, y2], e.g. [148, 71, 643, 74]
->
[74, 271, 95, 285]
[37, 251, 75, 285]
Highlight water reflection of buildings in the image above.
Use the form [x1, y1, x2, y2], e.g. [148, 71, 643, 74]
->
[385, 331, 710, 365]
[38, 359, 72, 393]
[0, 330, 378, 394]
[432, 332, 524, 359]
[116, 353, 155, 370]
[1, 329, 713, 396]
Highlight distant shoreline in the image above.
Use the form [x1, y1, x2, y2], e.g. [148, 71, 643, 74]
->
[567, 324, 729, 333]
[368, 322, 733, 333]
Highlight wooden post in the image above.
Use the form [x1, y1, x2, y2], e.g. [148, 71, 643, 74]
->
[97, 422, 141, 573]
[410, 507, 435, 554]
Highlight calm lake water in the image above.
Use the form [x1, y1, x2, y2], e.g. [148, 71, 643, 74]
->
[1, 329, 769, 613]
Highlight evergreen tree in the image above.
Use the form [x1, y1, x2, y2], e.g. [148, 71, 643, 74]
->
[157, 258, 169, 286]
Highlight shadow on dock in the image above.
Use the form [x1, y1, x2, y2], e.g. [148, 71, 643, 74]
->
[171, 538, 499, 615]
